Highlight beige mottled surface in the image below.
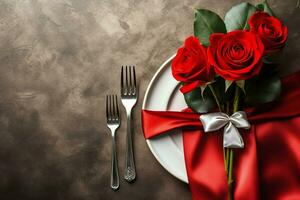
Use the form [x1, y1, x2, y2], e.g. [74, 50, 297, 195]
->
[0, 0, 299, 199]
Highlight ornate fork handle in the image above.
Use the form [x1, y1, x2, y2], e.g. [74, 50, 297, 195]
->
[111, 134, 119, 190]
[124, 110, 136, 182]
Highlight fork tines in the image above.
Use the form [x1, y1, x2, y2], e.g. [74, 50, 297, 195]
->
[121, 66, 136, 96]
[106, 94, 120, 123]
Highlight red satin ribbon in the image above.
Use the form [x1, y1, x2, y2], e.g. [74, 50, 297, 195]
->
[142, 71, 300, 200]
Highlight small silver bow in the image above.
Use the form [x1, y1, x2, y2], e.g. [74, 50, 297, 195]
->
[200, 111, 251, 148]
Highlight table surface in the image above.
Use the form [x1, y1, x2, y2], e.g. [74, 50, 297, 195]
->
[0, 0, 299, 199]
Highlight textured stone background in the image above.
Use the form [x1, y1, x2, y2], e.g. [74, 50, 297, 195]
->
[0, 0, 299, 199]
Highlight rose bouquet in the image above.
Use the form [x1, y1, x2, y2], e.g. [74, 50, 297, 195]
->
[171, 1, 287, 199]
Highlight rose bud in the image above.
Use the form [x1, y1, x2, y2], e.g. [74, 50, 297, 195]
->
[249, 12, 288, 54]
[208, 30, 264, 81]
[172, 36, 214, 93]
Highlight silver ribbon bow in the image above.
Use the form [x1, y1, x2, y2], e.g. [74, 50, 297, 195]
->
[200, 111, 251, 148]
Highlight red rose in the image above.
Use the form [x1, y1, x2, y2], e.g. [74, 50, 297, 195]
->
[249, 12, 288, 54]
[172, 36, 214, 93]
[208, 30, 264, 81]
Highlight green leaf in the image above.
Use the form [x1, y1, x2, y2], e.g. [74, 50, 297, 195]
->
[225, 80, 233, 92]
[184, 87, 216, 113]
[200, 84, 208, 98]
[260, 63, 280, 76]
[245, 76, 281, 105]
[262, 51, 283, 64]
[256, 1, 276, 16]
[236, 80, 245, 93]
[224, 2, 257, 31]
[194, 9, 227, 47]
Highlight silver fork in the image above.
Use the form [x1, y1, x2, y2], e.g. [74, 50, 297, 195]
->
[121, 66, 137, 182]
[106, 94, 120, 190]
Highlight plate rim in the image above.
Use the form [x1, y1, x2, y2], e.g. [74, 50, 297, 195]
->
[142, 53, 188, 183]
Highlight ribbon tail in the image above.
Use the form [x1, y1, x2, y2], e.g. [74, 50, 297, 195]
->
[183, 129, 228, 200]
[224, 122, 244, 148]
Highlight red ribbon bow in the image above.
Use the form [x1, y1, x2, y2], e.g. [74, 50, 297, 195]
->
[142, 72, 300, 200]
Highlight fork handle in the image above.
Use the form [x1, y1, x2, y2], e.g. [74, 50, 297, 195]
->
[124, 112, 136, 182]
[111, 135, 119, 190]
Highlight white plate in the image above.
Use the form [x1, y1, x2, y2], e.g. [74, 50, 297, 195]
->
[142, 54, 188, 183]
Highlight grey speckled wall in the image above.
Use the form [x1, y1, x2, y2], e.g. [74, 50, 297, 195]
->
[0, 0, 299, 200]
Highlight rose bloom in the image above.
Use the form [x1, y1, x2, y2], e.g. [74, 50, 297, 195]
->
[208, 30, 264, 81]
[172, 36, 214, 93]
[249, 12, 288, 54]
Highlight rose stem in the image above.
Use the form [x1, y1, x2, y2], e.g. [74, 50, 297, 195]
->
[207, 84, 229, 172]
[225, 148, 229, 173]
[233, 85, 240, 113]
[228, 149, 234, 200]
[208, 84, 222, 112]
[226, 102, 230, 115]
[227, 85, 241, 200]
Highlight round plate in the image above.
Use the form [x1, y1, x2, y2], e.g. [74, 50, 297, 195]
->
[142, 54, 188, 183]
